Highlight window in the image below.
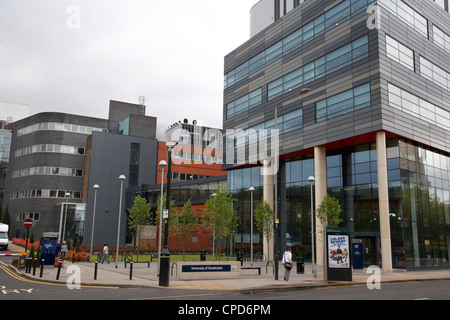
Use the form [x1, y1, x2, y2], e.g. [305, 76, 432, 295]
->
[385, 35, 415, 71]
[226, 88, 263, 119]
[316, 83, 371, 122]
[387, 83, 450, 131]
[379, 0, 428, 38]
[420, 56, 450, 91]
[268, 36, 369, 100]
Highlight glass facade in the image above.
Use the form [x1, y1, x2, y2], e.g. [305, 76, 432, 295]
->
[316, 83, 371, 122]
[267, 35, 369, 100]
[225, 0, 376, 88]
[53, 203, 86, 244]
[227, 139, 450, 269]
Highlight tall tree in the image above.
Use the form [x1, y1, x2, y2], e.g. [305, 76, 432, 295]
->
[316, 194, 343, 228]
[128, 195, 151, 251]
[172, 199, 197, 260]
[254, 199, 275, 260]
[203, 184, 239, 260]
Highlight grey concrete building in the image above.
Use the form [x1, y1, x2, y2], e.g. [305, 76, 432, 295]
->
[224, 0, 450, 269]
[5, 101, 158, 244]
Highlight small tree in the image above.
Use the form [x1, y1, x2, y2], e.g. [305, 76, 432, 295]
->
[172, 199, 197, 260]
[316, 194, 343, 228]
[203, 184, 239, 260]
[128, 195, 151, 251]
[254, 199, 274, 261]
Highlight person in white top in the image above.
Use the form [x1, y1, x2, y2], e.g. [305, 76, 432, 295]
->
[282, 247, 293, 281]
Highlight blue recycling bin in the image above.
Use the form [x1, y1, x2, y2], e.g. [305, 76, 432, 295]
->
[41, 236, 58, 265]
[352, 243, 364, 269]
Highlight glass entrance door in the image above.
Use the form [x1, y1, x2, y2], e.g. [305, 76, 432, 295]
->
[361, 237, 378, 267]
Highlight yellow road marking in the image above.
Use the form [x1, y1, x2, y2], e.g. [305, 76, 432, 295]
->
[0, 265, 119, 289]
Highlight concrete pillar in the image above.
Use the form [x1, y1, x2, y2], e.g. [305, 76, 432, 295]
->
[263, 160, 274, 261]
[376, 131, 393, 272]
[314, 147, 327, 267]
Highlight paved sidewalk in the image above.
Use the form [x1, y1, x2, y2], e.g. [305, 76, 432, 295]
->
[7, 242, 450, 292]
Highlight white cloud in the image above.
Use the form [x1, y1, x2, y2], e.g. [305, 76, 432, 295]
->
[0, 0, 255, 128]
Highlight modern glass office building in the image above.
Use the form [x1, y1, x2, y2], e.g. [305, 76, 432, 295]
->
[224, 0, 450, 269]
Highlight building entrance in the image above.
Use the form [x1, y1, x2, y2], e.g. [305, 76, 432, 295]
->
[354, 235, 379, 267]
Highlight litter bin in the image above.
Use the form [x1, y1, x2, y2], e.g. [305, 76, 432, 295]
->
[200, 251, 206, 261]
[297, 257, 304, 274]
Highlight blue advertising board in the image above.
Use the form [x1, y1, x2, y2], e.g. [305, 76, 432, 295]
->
[352, 243, 364, 269]
[41, 236, 58, 265]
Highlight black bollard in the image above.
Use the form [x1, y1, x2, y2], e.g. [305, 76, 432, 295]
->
[32, 258, 37, 276]
[129, 261, 133, 280]
[40, 259, 45, 278]
[56, 260, 62, 280]
[94, 260, 98, 280]
[26, 258, 32, 274]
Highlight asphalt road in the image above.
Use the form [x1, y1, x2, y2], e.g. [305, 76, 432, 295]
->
[1, 250, 450, 303]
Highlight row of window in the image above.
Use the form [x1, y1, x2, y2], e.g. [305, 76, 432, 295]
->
[224, 0, 376, 88]
[171, 172, 216, 181]
[316, 83, 371, 122]
[420, 56, 450, 91]
[433, 25, 450, 54]
[385, 35, 415, 71]
[15, 212, 40, 222]
[388, 83, 450, 131]
[15, 144, 86, 157]
[17, 122, 106, 137]
[12, 166, 84, 179]
[230, 108, 303, 151]
[10, 189, 82, 200]
[378, 0, 428, 38]
[226, 88, 262, 119]
[267, 35, 369, 101]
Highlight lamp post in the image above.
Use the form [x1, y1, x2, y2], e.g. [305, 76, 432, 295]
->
[157, 160, 168, 276]
[115, 175, 126, 268]
[60, 192, 71, 243]
[89, 184, 100, 263]
[273, 88, 310, 280]
[308, 176, 317, 278]
[249, 187, 255, 266]
[211, 193, 216, 261]
[159, 141, 177, 287]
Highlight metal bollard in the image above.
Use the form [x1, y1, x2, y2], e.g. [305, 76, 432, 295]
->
[56, 260, 62, 280]
[33, 258, 37, 276]
[94, 260, 98, 280]
[40, 259, 45, 278]
[27, 258, 32, 274]
[129, 261, 133, 280]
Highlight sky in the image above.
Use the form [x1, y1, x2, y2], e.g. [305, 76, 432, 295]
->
[0, 0, 257, 129]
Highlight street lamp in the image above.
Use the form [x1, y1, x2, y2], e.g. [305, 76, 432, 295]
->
[249, 187, 255, 266]
[159, 141, 177, 287]
[59, 192, 71, 243]
[115, 175, 126, 268]
[157, 160, 168, 276]
[308, 176, 317, 278]
[273, 88, 310, 280]
[89, 184, 100, 263]
[211, 193, 216, 261]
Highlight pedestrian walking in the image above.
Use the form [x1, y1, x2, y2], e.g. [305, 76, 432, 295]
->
[282, 247, 293, 281]
[61, 241, 68, 262]
[101, 244, 110, 264]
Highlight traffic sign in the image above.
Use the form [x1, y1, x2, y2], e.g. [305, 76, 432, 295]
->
[23, 219, 33, 228]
